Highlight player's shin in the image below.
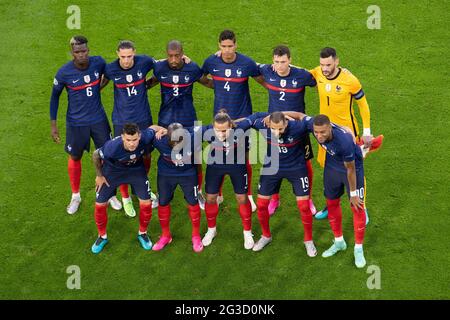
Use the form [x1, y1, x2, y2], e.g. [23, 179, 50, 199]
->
[351, 205, 366, 245]
[256, 198, 271, 237]
[204, 202, 219, 228]
[94, 203, 108, 238]
[68, 158, 81, 194]
[188, 204, 201, 237]
[139, 202, 152, 234]
[297, 199, 313, 241]
[158, 204, 171, 237]
[120, 184, 130, 199]
[238, 202, 252, 231]
[326, 198, 343, 238]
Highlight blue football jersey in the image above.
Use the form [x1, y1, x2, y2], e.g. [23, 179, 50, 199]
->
[104, 55, 155, 125]
[304, 117, 363, 173]
[152, 134, 197, 176]
[153, 60, 203, 127]
[202, 53, 260, 119]
[259, 64, 316, 113]
[50, 56, 108, 126]
[99, 128, 156, 172]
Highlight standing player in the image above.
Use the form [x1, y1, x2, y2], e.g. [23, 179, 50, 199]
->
[50, 35, 121, 215]
[90, 123, 167, 254]
[101, 40, 158, 217]
[283, 112, 368, 268]
[257, 45, 317, 216]
[201, 29, 265, 211]
[147, 40, 212, 210]
[199, 110, 254, 249]
[237, 112, 316, 256]
[309, 47, 383, 220]
[151, 123, 203, 253]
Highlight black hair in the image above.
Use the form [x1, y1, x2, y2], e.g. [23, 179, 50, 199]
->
[167, 40, 183, 52]
[219, 29, 236, 43]
[313, 114, 331, 126]
[122, 123, 140, 135]
[117, 40, 135, 51]
[273, 45, 290, 58]
[167, 123, 185, 147]
[320, 47, 337, 59]
[70, 35, 88, 47]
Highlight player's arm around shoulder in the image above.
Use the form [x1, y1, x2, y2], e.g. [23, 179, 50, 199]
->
[92, 148, 109, 193]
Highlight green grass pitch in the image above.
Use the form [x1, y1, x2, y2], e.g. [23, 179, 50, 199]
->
[0, 0, 449, 299]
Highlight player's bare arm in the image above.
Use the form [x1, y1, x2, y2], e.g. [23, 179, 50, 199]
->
[252, 74, 265, 86]
[344, 160, 364, 209]
[50, 120, 60, 143]
[100, 75, 110, 90]
[92, 149, 109, 193]
[149, 125, 168, 139]
[198, 75, 213, 88]
[146, 76, 159, 89]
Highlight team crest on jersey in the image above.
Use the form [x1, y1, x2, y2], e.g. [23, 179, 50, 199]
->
[325, 83, 332, 92]
[84, 75, 90, 83]
[130, 154, 136, 160]
[184, 75, 190, 83]
[225, 69, 232, 77]
[94, 71, 99, 79]
[173, 75, 179, 84]
[137, 71, 143, 79]
[236, 68, 242, 77]
[277, 138, 284, 144]
[223, 141, 230, 148]
[292, 79, 298, 87]
[175, 153, 182, 160]
[126, 74, 133, 83]
[336, 85, 342, 93]
[280, 79, 287, 88]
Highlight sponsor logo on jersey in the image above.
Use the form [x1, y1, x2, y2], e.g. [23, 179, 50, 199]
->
[126, 74, 133, 83]
[173, 75, 179, 84]
[225, 69, 231, 77]
[83, 75, 90, 83]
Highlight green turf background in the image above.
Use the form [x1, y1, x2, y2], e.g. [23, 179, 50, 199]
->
[0, 0, 449, 299]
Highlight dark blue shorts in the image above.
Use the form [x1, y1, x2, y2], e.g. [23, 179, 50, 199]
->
[324, 167, 365, 200]
[258, 168, 310, 197]
[96, 166, 151, 203]
[205, 165, 248, 195]
[65, 120, 111, 158]
[157, 174, 198, 206]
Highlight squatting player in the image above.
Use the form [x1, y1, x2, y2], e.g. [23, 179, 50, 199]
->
[90, 123, 167, 254]
[202, 29, 265, 211]
[50, 35, 121, 215]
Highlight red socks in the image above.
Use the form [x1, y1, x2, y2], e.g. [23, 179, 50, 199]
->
[188, 204, 201, 236]
[94, 203, 108, 237]
[272, 193, 280, 201]
[297, 199, 313, 241]
[205, 202, 219, 228]
[139, 202, 152, 233]
[120, 184, 130, 198]
[68, 158, 81, 193]
[306, 160, 314, 199]
[326, 198, 343, 238]
[158, 204, 171, 237]
[351, 206, 366, 244]
[256, 198, 271, 237]
[239, 202, 252, 231]
[246, 160, 253, 196]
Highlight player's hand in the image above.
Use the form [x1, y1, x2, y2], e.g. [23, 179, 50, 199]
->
[350, 195, 364, 210]
[362, 135, 373, 148]
[156, 128, 167, 140]
[51, 127, 61, 143]
[95, 176, 110, 193]
[285, 115, 295, 121]
[214, 50, 222, 57]
[182, 55, 191, 64]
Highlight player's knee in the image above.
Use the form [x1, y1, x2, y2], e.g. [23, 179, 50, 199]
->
[70, 155, 82, 161]
[206, 194, 217, 204]
[326, 198, 340, 209]
[235, 194, 247, 205]
[297, 199, 310, 214]
[139, 199, 151, 206]
[257, 197, 270, 210]
[95, 202, 108, 207]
